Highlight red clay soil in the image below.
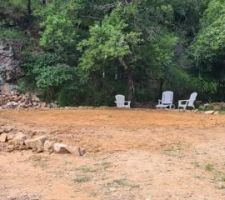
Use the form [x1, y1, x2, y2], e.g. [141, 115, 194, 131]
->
[1, 108, 225, 200]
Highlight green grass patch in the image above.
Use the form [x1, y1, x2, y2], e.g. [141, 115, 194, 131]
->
[205, 163, 214, 172]
[74, 176, 91, 183]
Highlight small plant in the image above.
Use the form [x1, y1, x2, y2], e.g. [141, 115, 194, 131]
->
[107, 179, 140, 189]
[74, 176, 91, 183]
[101, 162, 112, 170]
[205, 164, 214, 172]
[112, 179, 128, 186]
[163, 144, 184, 157]
[192, 162, 201, 168]
[77, 166, 98, 173]
[219, 175, 225, 182]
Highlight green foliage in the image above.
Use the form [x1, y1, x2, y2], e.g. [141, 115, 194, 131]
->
[189, 0, 225, 99]
[78, 6, 142, 73]
[40, 14, 77, 50]
[191, 0, 225, 63]
[0, 27, 26, 41]
[2, 0, 225, 105]
[21, 52, 75, 101]
[149, 32, 178, 79]
[34, 64, 73, 89]
[57, 87, 76, 107]
[191, 16, 225, 63]
[38, 0, 84, 51]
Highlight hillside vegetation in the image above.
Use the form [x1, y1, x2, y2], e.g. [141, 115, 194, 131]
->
[1, 0, 224, 106]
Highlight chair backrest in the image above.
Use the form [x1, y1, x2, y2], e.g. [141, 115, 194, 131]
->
[162, 91, 173, 104]
[115, 94, 125, 107]
[188, 92, 198, 106]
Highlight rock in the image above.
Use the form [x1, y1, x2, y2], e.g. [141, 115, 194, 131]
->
[7, 194, 40, 200]
[2, 125, 14, 133]
[6, 101, 19, 108]
[44, 140, 55, 153]
[66, 145, 86, 156]
[214, 111, 219, 115]
[40, 102, 47, 108]
[78, 147, 86, 156]
[6, 144, 15, 152]
[49, 102, 58, 108]
[53, 143, 86, 156]
[9, 132, 27, 147]
[204, 110, 214, 115]
[0, 41, 22, 91]
[0, 133, 8, 142]
[0, 92, 50, 109]
[53, 143, 70, 154]
[7, 133, 15, 141]
[25, 135, 47, 153]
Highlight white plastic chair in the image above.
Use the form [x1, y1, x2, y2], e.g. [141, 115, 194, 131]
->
[156, 91, 174, 109]
[178, 92, 198, 110]
[115, 94, 131, 108]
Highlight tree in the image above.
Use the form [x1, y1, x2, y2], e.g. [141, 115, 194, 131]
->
[78, 5, 142, 99]
[190, 0, 225, 99]
[1, 0, 218, 105]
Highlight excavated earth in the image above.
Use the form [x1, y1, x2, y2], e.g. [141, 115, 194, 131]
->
[1, 108, 225, 200]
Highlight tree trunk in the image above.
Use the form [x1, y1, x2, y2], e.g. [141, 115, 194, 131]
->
[27, 0, 32, 26]
[127, 68, 135, 100]
[27, 0, 32, 17]
[40, 0, 47, 5]
[159, 78, 164, 98]
[119, 58, 135, 100]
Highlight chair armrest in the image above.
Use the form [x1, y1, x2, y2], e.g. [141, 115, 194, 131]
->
[178, 100, 189, 106]
[124, 101, 131, 108]
[179, 100, 188, 103]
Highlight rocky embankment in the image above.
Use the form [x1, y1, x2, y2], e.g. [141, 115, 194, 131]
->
[0, 93, 58, 109]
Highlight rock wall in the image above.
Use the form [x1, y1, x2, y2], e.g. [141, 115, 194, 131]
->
[0, 41, 22, 94]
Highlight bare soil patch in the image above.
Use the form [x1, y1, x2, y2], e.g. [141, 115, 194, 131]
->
[1, 109, 225, 199]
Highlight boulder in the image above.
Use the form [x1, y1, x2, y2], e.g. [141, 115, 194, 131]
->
[53, 143, 70, 154]
[25, 135, 47, 152]
[9, 132, 27, 147]
[7, 133, 15, 141]
[204, 110, 214, 115]
[53, 143, 86, 156]
[44, 140, 55, 153]
[2, 125, 14, 133]
[5, 101, 19, 108]
[6, 144, 15, 152]
[0, 133, 8, 142]
[66, 145, 86, 156]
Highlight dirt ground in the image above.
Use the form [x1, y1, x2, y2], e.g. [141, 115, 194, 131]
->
[1, 108, 225, 200]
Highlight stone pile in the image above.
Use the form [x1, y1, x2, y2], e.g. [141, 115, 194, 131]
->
[0, 125, 86, 156]
[0, 93, 55, 109]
